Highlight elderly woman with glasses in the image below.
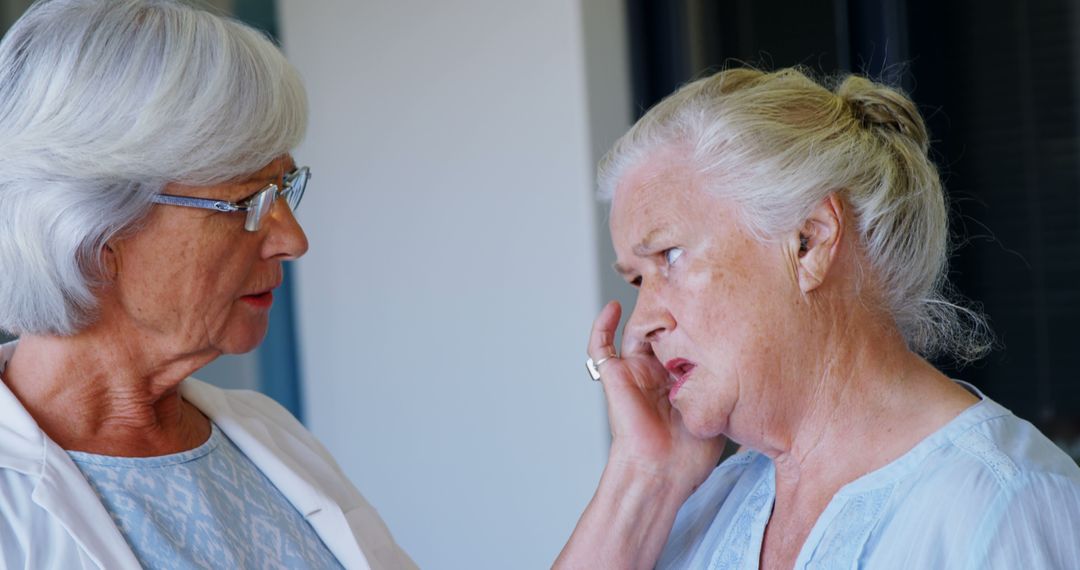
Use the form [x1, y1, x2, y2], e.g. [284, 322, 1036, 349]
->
[557, 68, 1080, 569]
[0, 1, 414, 568]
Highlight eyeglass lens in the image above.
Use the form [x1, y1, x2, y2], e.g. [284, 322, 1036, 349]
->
[244, 186, 277, 231]
[284, 168, 308, 211]
[244, 167, 309, 231]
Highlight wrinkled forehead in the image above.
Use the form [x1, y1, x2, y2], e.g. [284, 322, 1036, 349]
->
[609, 150, 704, 226]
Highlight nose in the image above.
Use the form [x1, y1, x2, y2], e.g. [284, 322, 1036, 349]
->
[262, 200, 309, 260]
[625, 282, 676, 345]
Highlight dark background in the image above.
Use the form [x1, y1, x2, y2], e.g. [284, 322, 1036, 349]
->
[627, 0, 1080, 461]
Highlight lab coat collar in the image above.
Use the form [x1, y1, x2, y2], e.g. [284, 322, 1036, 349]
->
[0, 341, 370, 569]
[182, 379, 372, 570]
[0, 343, 141, 569]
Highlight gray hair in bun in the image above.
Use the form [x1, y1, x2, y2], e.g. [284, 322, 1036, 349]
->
[598, 67, 991, 363]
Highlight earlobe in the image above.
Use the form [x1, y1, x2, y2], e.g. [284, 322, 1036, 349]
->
[795, 194, 845, 293]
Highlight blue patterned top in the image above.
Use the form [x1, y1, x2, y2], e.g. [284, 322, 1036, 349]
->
[68, 423, 344, 569]
[656, 384, 1080, 569]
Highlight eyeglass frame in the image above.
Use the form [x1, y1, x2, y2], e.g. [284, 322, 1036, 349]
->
[150, 166, 310, 232]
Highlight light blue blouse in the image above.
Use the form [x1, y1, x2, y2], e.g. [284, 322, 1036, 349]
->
[68, 423, 344, 570]
[657, 384, 1080, 569]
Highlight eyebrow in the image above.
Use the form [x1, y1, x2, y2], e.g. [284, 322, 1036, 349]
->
[612, 228, 670, 276]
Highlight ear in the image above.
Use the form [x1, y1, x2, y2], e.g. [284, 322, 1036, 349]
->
[792, 193, 845, 293]
[102, 241, 120, 280]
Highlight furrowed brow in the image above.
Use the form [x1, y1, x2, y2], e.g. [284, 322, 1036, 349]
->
[632, 228, 671, 256]
[612, 228, 671, 277]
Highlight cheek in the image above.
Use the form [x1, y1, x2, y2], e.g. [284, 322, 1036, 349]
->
[677, 253, 790, 395]
[122, 243, 253, 321]
[680, 258, 767, 344]
[192, 260, 261, 323]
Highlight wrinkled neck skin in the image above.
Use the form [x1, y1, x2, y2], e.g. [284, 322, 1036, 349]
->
[754, 306, 973, 492]
[744, 243, 978, 568]
[3, 322, 214, 457]
[734, 231, 979, 493]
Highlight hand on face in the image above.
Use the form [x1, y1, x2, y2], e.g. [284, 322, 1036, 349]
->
[589, 300, 725, 493]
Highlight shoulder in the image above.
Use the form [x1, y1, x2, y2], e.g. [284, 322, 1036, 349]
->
[881, 409, 1080, 567]
[0, 374, 46, 523]
[0, 464, 93, 567]
[0, 467, 37, 542]
[950, 410, 1080, 481]
[0, 378, 96, 567]
[952, 414, 1080, 567]
[909, 408, 1080, 503]
[892, 395, 1079, 495]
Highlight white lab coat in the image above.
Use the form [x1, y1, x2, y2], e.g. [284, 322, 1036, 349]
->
[0, 343, 417, 570]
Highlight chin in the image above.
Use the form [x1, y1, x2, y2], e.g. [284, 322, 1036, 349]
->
[215, 324, 269, 355]
[676, 403, 729, 440]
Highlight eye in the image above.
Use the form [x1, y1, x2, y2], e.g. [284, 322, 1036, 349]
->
[664, 247, 684, 266]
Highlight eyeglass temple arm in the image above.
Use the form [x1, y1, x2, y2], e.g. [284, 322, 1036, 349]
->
[151, 194, 247, 212]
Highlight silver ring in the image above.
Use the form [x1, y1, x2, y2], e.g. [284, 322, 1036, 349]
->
[585, 353, 617, 381]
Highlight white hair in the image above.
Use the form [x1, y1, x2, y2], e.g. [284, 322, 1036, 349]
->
[599, 67, 992, 363]
[0, 0, 308, 335]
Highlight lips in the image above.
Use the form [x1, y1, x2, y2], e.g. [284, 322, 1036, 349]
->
[665, 358, 697, 401]
[240, 289, 274, 309]
[239, 279, 280, 309]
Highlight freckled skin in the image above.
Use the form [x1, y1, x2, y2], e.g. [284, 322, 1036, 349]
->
[607, 148, 981, 570]
[563, 140, 981, 570]
[571, 131, 985, 570]
[610, 148, 815, 444]
[104, 154, 308, 359]
[4, 154, 311, 458]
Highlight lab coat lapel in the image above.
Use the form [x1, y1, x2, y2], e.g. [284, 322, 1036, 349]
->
[1, 348, 139, 569]
[32, 439, 143, 570]
[182, 380, 372, 570]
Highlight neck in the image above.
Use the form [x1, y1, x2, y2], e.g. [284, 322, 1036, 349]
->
[754, 311, 978, 494]
[3, 326, 215, 456]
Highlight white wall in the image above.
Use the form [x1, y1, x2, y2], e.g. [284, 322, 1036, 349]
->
[279, 1, 630, 568]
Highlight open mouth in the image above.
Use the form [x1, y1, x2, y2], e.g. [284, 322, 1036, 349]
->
[665, 358, 697, 400]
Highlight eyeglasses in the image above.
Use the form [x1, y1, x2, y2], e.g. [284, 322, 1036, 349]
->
[151, 166, 310, 232]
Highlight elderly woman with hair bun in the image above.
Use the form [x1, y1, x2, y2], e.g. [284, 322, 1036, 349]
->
[0, 1, 415, 568]
[557, 68, 1080, 569]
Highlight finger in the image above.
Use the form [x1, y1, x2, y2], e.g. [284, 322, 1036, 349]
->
[587, 300, 621, 361]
